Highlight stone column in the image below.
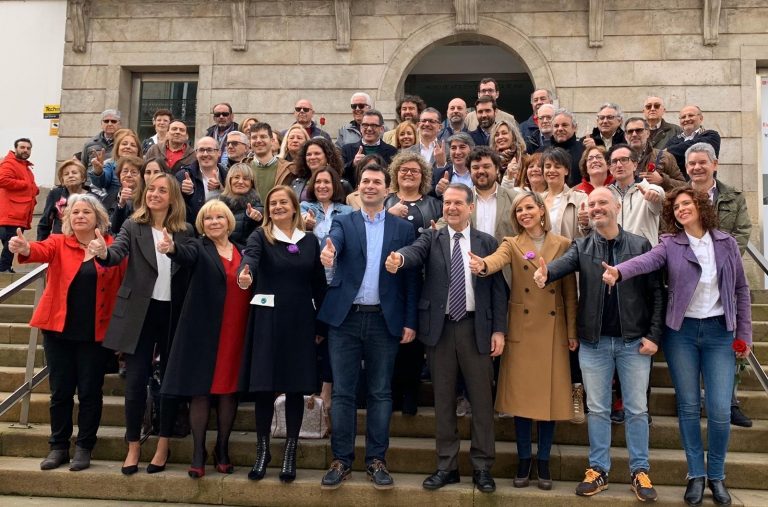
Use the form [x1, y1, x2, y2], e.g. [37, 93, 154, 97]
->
[334, 0, 351, 50]
[69, 0, 91, 53]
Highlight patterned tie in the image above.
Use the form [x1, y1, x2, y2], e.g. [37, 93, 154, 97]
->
[448, 232, 467, 321]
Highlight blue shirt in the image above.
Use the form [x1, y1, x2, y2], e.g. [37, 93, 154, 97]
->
[353, 208, 386, 305]
[452, 170, 473, 189]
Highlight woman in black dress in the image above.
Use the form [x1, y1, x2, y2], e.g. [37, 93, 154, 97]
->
[237, 185, 327, 483]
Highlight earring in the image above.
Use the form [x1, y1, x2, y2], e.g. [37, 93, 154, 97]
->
[674, 221, 683, 230]
[540, 217, 545, 227]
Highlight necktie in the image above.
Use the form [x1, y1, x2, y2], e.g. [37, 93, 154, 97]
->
[448, 232, 466, 321]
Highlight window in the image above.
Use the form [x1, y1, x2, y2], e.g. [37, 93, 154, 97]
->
[131, 73, 198, 143]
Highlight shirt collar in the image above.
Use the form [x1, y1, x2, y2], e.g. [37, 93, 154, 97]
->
[362, 139, 382, 147]
[707, 181, 717, 202]
[448, 223, 471, 240]
[686, 230, 711, 248]
[272, 226, 306, 244]
[361, 208, 386, 224]
[254, 156, 278, 168]
[473, 184, 498, 201]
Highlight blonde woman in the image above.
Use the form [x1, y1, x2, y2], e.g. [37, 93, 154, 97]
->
[490, 120, 526, 182]
[279, 123, 310, 163]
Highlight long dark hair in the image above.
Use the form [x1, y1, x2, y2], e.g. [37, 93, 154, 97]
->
[661, 186, 719, 234]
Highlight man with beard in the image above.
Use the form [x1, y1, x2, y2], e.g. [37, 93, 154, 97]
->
[145, 120, 196, 173]
[285, 99, 331, 141]
[81, 109, 121, 174]
[438, 98, 469, 143]
[384, 95, 426, 145]
[432, 133, 475, 197]
[206, 102, 240, 165]
[469, 96, 497, 147]
[341, 110, 397, 187]
[548, 109, 584, 188]
[0, 138, 38, 272]
[465, 78, 517, 131]
[176, 136, 228, 225]
[624, 117, 685, 192]
[642, 96, 681, 150]
[408, 108, 446, 167]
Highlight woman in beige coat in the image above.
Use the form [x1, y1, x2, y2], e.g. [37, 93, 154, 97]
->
[470, 190, 577, 490]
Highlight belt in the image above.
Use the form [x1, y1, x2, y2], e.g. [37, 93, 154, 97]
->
[445, 311, 475, 322]
[352, 304, 382, 313]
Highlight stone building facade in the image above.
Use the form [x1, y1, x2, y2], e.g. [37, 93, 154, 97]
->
[59, 0, 768, 243]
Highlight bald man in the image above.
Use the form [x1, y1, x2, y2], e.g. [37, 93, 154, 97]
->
[664, 105, 721, 176]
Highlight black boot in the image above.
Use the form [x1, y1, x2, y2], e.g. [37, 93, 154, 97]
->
[279, 437, 298, 483]
[513, 458, 532, 487]
[537, 459, 552, 490]
[248, 434, 271, 481]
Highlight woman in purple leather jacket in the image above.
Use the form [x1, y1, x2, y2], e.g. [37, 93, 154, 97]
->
[601, 186, 751, 507]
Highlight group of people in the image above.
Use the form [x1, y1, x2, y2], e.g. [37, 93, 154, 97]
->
[0, 78, 752, 505]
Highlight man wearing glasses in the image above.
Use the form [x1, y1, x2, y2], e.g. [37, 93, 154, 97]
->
[176, 136, 228, 225]
[664, 105, 721, 176]
[341, 110, 397, 186]
[225, 131, 252, 168]
[408, 108, 446, 167]
[624, 117, 686, 192]
[465, 78, 517, 131]
[336, 92, 373, 149]
[641, 96, 681, 150]
[584, 103, 627, 151]
[285, 99, 331, 141]
[205, 103, 239, 165]
[81, 109, 122, 174]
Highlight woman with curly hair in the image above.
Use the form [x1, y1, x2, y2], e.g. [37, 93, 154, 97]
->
[385, 151, 442, 235]
[291, 138, 352, 200]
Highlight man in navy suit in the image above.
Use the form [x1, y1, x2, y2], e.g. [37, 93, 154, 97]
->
[318, 163, 418, 491]
[385, 183, 507, 493]
[340, 110, 398, 187]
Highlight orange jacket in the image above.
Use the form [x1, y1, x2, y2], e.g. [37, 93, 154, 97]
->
[19, 234, 126, 341]
[0, 151, 38, 228]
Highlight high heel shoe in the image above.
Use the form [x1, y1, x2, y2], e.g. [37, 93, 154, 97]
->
[279, 437, 298, 483]
[537, 459, 553, 490]
[146, 449, 171, 474]
[213, 449, 234, 474]
[513, 458, 532, 488]
[188, 450, 208, 479]
[248, 434, 271, 481]
[121, 440, 140, 475]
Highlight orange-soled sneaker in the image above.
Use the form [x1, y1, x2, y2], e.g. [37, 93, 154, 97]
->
[575, 467, 609, 497]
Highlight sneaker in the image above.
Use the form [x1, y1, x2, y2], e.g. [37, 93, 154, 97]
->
[730, 406, 753, 427]
[321, 459, 351, 490]
[456, 396, 472, 417]
[631, 469, 658, 502]
[366, 459, 394, 490]
[575, 467, 609, 497]
[611, 399, 625, 424]
[570, 384, 585, 424]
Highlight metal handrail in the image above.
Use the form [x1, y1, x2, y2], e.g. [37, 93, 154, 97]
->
[0, 264, 48, 426]
[745, 242, 768, 393]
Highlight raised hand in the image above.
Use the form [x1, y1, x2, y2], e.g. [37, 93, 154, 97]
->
[435, 174, 450, 196]
[388, 199, 409, 219]
[320, 238, 336, 268]
[639, 169, 662, 185]
[578, 202, 589, 227]
[468, 251, 485, 275]
[434, 140, 446, 167]
[582, 137, 596, 150]
[8, 228, 29, 256]
[601, 261, 620, 286]
[156, 227, 174, 254]
[384, 251, 403, 274]
[504, 156, 519, 185]
[207, 170, 221, 191]
[118, 186, 133, 207]
[638, 185, 661, 204]
[246, 203, 262, 222]
[91, 149, 105, 174]
[88, 229, 107, 259]
[533, 256, 548, 288]
[181, 171, 194, 195]
[238, 264, 253, 289]
[430, 220, 437, 230]
[353, 145, 365, 165]
[303, 208, 317, 230]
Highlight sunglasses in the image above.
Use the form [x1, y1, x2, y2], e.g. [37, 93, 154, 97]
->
[350, 103, 368, 110]
[213, 111, 231, 118]
[644, 103, 662, 110]
[295, 107, 312, 113]
[625, 128, 647, 135]
[102, 119, 119, 124]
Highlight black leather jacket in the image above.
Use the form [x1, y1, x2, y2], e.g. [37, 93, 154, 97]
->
[545, 227, 665, 344]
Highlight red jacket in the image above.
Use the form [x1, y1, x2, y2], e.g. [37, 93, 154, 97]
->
[573, 174, 614, 195]
[19, 234, 126, 341]
[0, 151, 38, 228]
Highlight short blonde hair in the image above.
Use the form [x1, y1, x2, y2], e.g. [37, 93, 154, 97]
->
[195, 199, 236, 236]
[509, 190, 551, 235]
[393, 121, 419, 149]
[61, 194, 110, 236]
[56, 159, 87, 186]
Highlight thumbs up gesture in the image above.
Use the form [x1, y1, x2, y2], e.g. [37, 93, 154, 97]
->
[533, 256, 548, 288]
[181, 171, 194, 195]
[434, 140, 446, 167]
[435, 173, 450, 196]
[468, 251, 486, 275]
[303, 208, 317, 230]
[320, 238, 336, 268]
[601, 261, 620, 286]
[207, 170, 221, 191]
[118, 186, 133, 207]
[638, 184, 661, 204]
[156, 227, 174, 254]
[504, 156, 519, 186]
[385, 251, 403, 274]
[388, 199, 409, 218]
[246, 203, 262, 222]
[8, 228, 29, 256]
[238, 264, 253, 289]
[353, 145, 365, 164]
[88, 229, 108, 259]
[578, 201, 589, 227]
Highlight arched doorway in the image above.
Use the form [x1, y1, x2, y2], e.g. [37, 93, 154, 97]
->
[404, 42, 534, 122]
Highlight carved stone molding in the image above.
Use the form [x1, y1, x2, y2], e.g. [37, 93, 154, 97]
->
[69, 0, 91, 53]
[230, 0, 248, 51]
[454, 0, 478, 32]
[334, 0, 351, 51]
[703, 0, 722, 46]
[588, 0, 605, 48]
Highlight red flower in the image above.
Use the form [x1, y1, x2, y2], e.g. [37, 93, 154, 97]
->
[647, 162, 656, 173]
[732, 338, 748, 354]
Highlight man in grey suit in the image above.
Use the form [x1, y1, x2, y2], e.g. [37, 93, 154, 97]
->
[385, 183, 508, 493]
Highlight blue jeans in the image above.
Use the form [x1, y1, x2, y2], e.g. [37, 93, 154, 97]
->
[328, 309, 399, 467]
[579, 336, 651, 474]
[663, 316, 735, 480]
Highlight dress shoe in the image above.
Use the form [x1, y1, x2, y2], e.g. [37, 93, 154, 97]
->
[69, 447, 91, 471]
[537, 459, 552, 490]
[472, 469, 496, 493]
[367, 459, 394, 490]
[730, 406, 753, 427]
[213, 449, 234, 474]
[684, 477, 705, 506]
[248, 434, 271, 480]
[321, 459, 351, 490]
[708, 479, 732, 506]
[402, 391, 418, 416]
[187, 450, 207, 478]
[423, 469, 460, 490]
[40, 449, 69, 470]
[146, 449, 171, 474]
[513, 458, 532, 488]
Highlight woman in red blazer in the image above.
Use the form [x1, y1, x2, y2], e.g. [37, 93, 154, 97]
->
[10, 194, 126, 472]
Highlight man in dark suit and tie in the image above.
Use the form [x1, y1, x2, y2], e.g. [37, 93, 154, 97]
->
[384, 183, 508, 493]
[318, 163, 419, 491]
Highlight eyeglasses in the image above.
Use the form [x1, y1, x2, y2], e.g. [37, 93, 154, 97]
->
[609, 156, 633, 166]
[121, 169, 140, 177]
[419, 119, 439, 124]
[597, 115, 617, 121]
[644, 103, 662, 110]
[360, 123, 381, 130]
[213, 111, 231, 118]
[398, 167, 421, 175]
[225, 141, 246, 147]
[537, 115, 553, 121]
[196, 147, 220, 154]
[294, 107, 312, 113]
[479, 88, 496, 95]
[350, 103, 368, 110]
[586, 155, 605, 162]
[102, 119, 119, 124]
[625, 128, 646, 135]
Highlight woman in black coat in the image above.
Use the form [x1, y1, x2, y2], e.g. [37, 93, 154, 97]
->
[217, 163, 263, 247]
[38, 159, 97, 240]
[159, 200, 251, 478]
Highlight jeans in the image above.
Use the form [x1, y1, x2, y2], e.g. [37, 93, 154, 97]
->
[579, 335, 651, 474]
[663, 316, 734, 480]
[0, 225, 19, 271]
[328, 309, 399, 467]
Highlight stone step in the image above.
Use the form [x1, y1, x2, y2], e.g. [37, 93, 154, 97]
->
[0, 324, 38, 344]
[0, 345, 45, 368]
[0, 289, 37, 306]
[0, 305, 34, 324]
[752, 304, 768, 322]
[751, 290, 768, 304]
[0, 368, 124, 396]
[751, 322, 768, 341]
[651, 361, 768, 391]
[0, 496, 224, 507]
[0, 271, 40, 289]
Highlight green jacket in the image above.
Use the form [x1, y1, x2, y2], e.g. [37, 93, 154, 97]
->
[716, 179, 751, 255]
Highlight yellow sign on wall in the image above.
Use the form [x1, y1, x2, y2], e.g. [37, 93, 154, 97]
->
[49, 120, 59, 136]
[44, 104, 61, 119]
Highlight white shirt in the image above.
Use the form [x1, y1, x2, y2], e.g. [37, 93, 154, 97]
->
[446, 225, 475, 313]
[546, 190, 565, 236]
[419, 139, 436, 162]
[272, 226, 306, 244]
[474, 187, 498, 237]
[684, 231, 724, 319]
[151, 227, 172, 301]
[201, 170, 222, 201]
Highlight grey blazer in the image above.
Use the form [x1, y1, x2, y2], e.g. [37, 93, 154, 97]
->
[98, 219, 193, 354]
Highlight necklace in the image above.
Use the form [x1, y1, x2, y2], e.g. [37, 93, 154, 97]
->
[216, 242, 233, 261]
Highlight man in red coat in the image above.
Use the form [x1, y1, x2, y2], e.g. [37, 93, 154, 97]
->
[0, 138, 38, 272]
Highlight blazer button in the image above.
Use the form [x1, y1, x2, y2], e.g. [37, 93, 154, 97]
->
[523, 309, 529, 314]
[550, 289, 555, 294]
[550, 311, 556, 316]
[524, 288, 529, 293]
[523, 265, 528, 270]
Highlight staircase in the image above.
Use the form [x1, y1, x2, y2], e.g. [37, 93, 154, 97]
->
[0, 269, 766, 506]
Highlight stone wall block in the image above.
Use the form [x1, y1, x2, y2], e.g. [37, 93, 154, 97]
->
[299, 41, 351, 65]
[649, 9, 701, 35]
[215, 41, 301, 65]
[61, 89, 106, 114]
[170, 17, 230, 41]
[61, 66, 107, 90]
[661, 35, 715, 60]
[725, 7, 768, 33]
[633, 61, 734, 86]
[252, 0, 332, 17]
[57, 114, 102, 139]
[604, 9, 652, 36]
[119, 1, 226, 19]
[285, 16, 335, 41]
[351, 15, 403, 39]
[90, 18, 161, 42]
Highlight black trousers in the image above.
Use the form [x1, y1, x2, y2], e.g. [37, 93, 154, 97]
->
[43, 335, 111, 451]
[0, 225, 20, 271]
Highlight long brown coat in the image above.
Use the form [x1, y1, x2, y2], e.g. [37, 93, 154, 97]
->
[483, 231, 577, 421]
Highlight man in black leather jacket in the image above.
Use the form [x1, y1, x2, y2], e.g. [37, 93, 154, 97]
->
[534, 187, 664, 502]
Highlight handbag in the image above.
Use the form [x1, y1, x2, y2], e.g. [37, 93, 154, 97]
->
[271, 394, 329, 439]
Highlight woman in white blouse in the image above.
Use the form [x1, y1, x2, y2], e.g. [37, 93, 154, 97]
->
[539, 147, 589, 240]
